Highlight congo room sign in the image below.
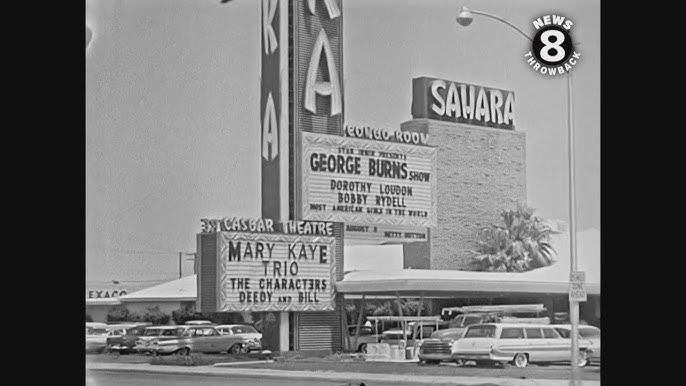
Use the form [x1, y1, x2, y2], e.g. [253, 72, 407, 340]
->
[217, 231, 336, 312]
[300, 132, 437, 227]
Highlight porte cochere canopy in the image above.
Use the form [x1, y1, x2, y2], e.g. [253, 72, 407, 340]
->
[336, 229, 600, 297]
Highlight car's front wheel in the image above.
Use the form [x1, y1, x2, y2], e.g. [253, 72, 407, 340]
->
[512, 353, 529, 368]
[175, 347, 190, 356]
[228, 344, 242, 355]
[578, 350, 589, 367]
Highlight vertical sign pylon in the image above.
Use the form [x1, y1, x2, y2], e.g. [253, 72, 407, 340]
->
[261, 0, 290, 223]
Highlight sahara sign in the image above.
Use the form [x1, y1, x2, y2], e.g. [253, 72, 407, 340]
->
[411, 76, 516, 130]
[217, 231, 336, 312]
[300, 132, 437, 227]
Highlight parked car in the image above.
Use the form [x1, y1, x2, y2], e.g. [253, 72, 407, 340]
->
[134, 326, 186, 354]
[86, 322, 109, 332]
[184, 320, 214, 325]
[452, 323, 594, 368]
[418, 313, 497, 364]
[381, 321, 448, 348]
[85, 324, 110, 353]
[106, 325, 148, 354]
[552, 324, 601, 365]
[214, 324, 263, 354]
[143, 325, 254, 356]
[344, 325, 381, 353]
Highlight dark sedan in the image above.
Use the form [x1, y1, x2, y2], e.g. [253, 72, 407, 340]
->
[106, 325, 148, 354]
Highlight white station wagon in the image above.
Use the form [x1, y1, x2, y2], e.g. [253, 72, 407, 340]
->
[452, 323, 594, 368]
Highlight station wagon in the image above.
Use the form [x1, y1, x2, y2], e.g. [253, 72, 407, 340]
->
[452, 323, 594, 367]
[146, 325, 251, 356]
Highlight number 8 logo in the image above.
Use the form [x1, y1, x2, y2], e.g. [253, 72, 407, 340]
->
[540, 30, 566, 62]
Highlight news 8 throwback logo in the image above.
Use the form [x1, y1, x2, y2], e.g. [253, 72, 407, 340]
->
[524, 14, 580, 76]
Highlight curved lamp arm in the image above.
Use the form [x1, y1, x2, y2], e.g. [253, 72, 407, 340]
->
[463, 8, 534, 42]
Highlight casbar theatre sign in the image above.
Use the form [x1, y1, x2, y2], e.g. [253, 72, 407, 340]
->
[200, 218, 337, 312]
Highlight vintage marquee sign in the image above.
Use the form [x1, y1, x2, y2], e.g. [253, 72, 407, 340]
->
[216, 231, 336, 312]
[300, 132, 437, 227]
[411, 76, 516, 130]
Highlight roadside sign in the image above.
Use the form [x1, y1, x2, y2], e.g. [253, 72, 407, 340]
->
[569, 271, 585, 282]
[569, 270, 587, 302]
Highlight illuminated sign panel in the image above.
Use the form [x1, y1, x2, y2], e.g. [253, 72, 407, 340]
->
[217, 232, 336, 312]
[411, 76, 516, 130]
[300, 132, 437, 227]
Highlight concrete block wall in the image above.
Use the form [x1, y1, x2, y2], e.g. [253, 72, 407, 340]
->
[401, 119, 526, 270]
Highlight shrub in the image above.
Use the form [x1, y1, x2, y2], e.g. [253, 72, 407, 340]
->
[107, 306, 139, 322]
[140, 306, 171, 325]
[171, 305, 203, 325]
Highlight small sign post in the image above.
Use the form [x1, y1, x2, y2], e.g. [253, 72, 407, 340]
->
[569, 271, 587, 303]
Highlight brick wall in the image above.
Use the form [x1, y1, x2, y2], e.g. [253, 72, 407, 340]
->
[401, 119, 526, 270]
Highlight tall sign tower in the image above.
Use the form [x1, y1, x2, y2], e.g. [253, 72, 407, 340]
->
[260, 0, 345, 352]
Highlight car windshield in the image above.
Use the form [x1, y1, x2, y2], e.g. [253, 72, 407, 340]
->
[450, 316, 463, 328]
[232, 326, 257, 334]
[579, 328, 600, 338]
[462, 316, 484, 327]
[464, 325, 496, 338]
[349, 327, 373, 336]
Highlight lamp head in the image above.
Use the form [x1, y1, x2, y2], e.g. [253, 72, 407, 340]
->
[456, 6, 473, 27]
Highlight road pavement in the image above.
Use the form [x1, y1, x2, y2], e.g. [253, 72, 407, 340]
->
[86, 371, 350, 386]
[86, 361, 601, 386]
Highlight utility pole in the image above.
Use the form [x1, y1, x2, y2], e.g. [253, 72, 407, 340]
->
[178, 252, 182, 278]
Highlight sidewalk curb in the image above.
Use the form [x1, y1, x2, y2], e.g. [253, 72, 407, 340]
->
[86, 362, 600, 386]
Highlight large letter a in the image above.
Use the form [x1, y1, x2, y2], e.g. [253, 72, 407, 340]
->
[262, 92, 279, 161]
[304, 29, 342, 116]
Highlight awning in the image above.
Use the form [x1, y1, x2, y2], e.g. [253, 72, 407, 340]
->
[85, 298, 121, 306]
[336, 228, 600, 297]
[118, 274, 197, 302]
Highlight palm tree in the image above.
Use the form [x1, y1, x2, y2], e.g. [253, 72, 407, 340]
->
[470, 203, 557, 272]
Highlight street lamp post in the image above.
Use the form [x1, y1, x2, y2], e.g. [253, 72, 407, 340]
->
[456, 6, 581, 385]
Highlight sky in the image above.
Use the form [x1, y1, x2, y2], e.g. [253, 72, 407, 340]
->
[85, 0, 600, 291]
